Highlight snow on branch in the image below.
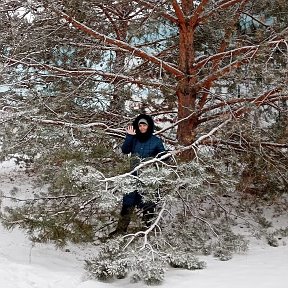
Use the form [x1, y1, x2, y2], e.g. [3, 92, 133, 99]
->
[189, 0, 209, 27]
[2, 55, 173, 89]
[202, 138, 288, 149]
[30, 118, 125, 137]
[122, 202, 167, 250]
[199, 89, 286, 124]
[100, 119, 231, 183]
[54, 9, 184, 78]
[201, 0, 249, 22]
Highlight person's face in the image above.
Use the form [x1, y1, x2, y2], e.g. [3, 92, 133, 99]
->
[138, 123, 148, 133]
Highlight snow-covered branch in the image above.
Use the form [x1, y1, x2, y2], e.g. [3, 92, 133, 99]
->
[2, 55, 174, 89]
[54, 9, 184, 78]
[176, 191, 219, 238]
[100, 119, 231, 183]
[201, 0, 249, 22]
[1, 194, 78, 202]
[30, 118, 125, 137]
[122, 202, 167, 250]
[189, 0, 209, 27]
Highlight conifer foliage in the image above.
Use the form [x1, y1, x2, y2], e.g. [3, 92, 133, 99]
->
[0, 0, 287, 284]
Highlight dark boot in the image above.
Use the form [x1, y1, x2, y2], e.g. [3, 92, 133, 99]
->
[108, 208, 133, 237]
[116, 213, 131, 233]
[142, 202, 156, 228]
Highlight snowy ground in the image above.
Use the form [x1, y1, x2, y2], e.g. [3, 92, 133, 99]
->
[0, 159, 288, 288]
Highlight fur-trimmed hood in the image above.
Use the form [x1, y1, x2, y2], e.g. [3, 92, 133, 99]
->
[122, 113, 165, 159]
[132, 114, 154, 141]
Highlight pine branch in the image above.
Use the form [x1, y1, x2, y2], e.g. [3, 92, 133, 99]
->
[194, 40, 286, 70]
[2, 55, 174, 89]
[154, 111, 196, 136]
[171, 0, 185, 28]
[1, 194, 78, 202]
[122, 202, 167, 250]
[176, 190, 219, 238]
[30, 118, 125, 138]
[200, 0, 249, 23]
[189, 0, 209, 27]
[100, 119, 232, 183]
[199, 93, 286, 116]
[194, 50, 257, 91]
[202, 138, 288, 150]
[133, 0, 178, 24]
[199, 92, 287, 124]
[53, 9, 184, 78]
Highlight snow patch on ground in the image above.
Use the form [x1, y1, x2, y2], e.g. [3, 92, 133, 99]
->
[0, 159, 288, 287]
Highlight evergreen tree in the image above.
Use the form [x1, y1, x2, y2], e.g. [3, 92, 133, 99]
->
[0, 0, 287, 284]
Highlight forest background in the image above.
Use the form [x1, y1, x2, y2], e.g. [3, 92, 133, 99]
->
[0, 0, 287, 285]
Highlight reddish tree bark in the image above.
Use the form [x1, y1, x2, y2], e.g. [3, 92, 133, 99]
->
[7, 1, 285, 162]
[173, 0, 205, 160]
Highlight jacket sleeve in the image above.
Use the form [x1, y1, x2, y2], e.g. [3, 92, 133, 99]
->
[155, 137, 166, 156]
[121, 134, 135, 154]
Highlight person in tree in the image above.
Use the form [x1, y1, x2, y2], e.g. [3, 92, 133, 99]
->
[110, 114, 166, 236]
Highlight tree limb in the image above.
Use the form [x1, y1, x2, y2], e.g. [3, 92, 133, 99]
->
[54, 9, 184, 78]
[2, 55, 174, 89]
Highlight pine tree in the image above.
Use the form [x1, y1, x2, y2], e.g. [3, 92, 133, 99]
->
[0, 0, 287, 284]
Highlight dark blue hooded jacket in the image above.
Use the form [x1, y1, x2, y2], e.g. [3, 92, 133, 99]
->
[121, 114, 165, 161]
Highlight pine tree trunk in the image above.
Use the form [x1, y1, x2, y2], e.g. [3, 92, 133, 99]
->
[176, 5, 198, 161]
[176, 77, 198, 161]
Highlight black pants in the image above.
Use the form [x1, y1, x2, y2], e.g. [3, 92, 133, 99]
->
[117, 190, 156, 232]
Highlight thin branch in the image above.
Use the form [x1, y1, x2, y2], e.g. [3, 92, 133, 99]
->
[200, 0, 249, 23]
[198, 0, 245, 110]
[122, 202, 167, 250]
[53, 9, 184, 78]
[97, 4, 121, 39]
[199, 91, 286, 117]
[133, 0, 178, 24]
[241, 11, 271, 28]
[177, 192, 219, 238]
[202, 138, 288, 149]
[3, 55, 174, 89]
[207, 194, 259, 228]
[171, 0, 185, 28]
[30, 118, 125, 135]
[189, 0, 209, 27]
[154, 111, 196, 136]
[1, 194, 77, 202]
[194, 40, 285, 70]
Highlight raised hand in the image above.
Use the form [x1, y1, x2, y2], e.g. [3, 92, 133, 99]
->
[126, 125, 136, 135]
